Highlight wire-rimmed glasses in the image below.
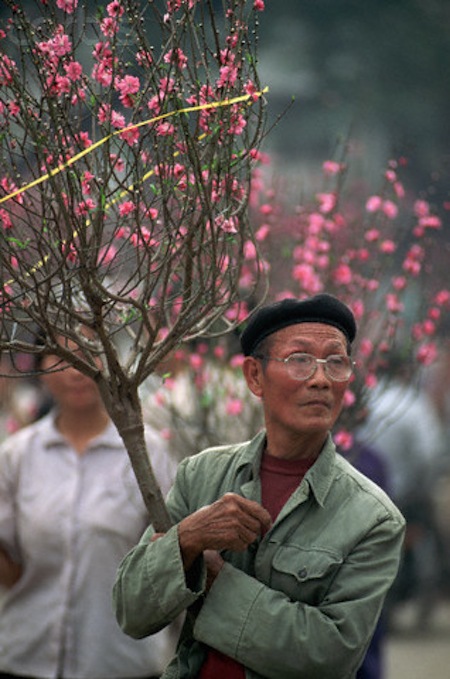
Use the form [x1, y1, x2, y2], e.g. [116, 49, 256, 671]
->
[256, 352, 355, 382]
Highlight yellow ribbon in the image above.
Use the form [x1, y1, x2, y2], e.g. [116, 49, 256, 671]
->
[0, 87, 268, 206]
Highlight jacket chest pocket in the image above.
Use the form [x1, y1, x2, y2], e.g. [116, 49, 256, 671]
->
[270, 545, 343, 605]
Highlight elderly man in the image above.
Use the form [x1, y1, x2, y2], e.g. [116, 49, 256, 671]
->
[113, 293, 405, 679]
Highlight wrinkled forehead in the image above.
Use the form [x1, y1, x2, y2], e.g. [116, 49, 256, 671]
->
[268, 322, 349, 351]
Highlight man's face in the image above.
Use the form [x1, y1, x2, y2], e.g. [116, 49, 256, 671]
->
[244, 322, 351, 443]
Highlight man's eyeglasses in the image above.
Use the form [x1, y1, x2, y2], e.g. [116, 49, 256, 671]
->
[256, 352, 355, 382]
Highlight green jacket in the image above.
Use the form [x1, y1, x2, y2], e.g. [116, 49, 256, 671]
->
[114, 431, 405, 679]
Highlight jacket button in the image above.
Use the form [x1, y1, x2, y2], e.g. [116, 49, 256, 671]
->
[298, 567, 307, 578]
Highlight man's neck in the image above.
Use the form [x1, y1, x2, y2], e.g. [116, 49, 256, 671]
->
[265, 429, 327, 461]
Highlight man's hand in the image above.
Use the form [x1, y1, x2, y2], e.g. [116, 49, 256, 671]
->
[178, 493, 272, 570]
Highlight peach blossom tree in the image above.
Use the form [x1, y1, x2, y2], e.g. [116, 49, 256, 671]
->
[0, 0, 268, 530]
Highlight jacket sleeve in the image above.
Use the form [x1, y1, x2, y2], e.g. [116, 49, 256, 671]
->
[113, 457, 208, 639]
[193, 513, 405, 679]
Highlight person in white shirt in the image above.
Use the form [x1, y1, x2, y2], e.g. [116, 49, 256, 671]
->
[0, 338, 177, 679]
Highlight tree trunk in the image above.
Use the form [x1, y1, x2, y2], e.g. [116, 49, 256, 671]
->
[100, 382, 173, 532]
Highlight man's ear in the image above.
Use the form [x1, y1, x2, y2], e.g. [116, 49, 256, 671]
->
[242, 356, 264, 398]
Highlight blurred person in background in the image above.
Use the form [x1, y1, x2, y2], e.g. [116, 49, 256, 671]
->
[341, 436, 391, 679]
[358, 351, 445, 628]
[424, 335, 450, 594]
[0, 334, 177, 679]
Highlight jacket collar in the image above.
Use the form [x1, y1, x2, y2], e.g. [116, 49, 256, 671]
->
[237, 430, 336, 508]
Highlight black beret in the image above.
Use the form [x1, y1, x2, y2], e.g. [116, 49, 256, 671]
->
[240, 293, 357, 356]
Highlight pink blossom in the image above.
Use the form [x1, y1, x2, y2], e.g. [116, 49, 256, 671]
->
[111, 110, 126, 128]
[411, 323, 424, 341]
[343, 390, 356, 407]
[365, 195, 382, 213]
[416, 342, 438, 366]
[379, 239, 396, 254]
[322, 160, 342, 176]
[357, 248, 370, 262]
[244, 241, 257, 259]
[228, 111, 246, 135]
[119, 127, 140, 145]
[156, 121, 175, 136]
[334, 430, 354, 451]
[1, 178, 23, 204]
[385, 293, 403, 313]
[0, 55, 16, 86]
[384, 169, 397, 183]
[143, 207, 159, 221]
[107, 0, 124, 17]
[101, 17, 119, 37]
[365, 228, 380, 242]
[381, 200, 398, 219]
[393, 181, 405, 199]
[225, 303, 249, 324]
[98, 244, 117, 265]
[189, 353, 203, 370]
[434, 289, 450, 306]
[110, 153, 125, 172]
[119, 200, 135, 216]
[216, 215, 238, 234]
[75, 199, 96, 215]
[414, 200, 429, 217]
[292, 263, 321, 292]
[136, 49, 153, 67]
[56, 0, 78, 12]
[62, 242, 78, 264]
[8, 101, 19, 116]
[402, 258, 421, 276]
[163, 48, 188, 70]
[64, 60, 83, 81]
[308, 212, 325, 233]
[230, 354, 245, 369]
[38, 25, 72, 58]
[81, 171, 94, 194]
[217, 64, 238, 88]
[130, 228, 157, 249]
[365, 279, 379, 292]
[316, 192, 336, 214]
[332, 263, 353, 285]
[255, 224, 270, 241]
[392, 276, 406, 290]
[418, 215, 442, 230]
[51, 74, 71, 94]
[365, 373, 378, 389]
[116, 74, 140, 107]
[427, 307, 441, 321]
[249, 149, 270, 164]
[225, 398, 244, 416]
[259, 203, 273, 216]
[351, 299, 365, 320]
[0, 208, 12, 229]
[422, 319, 436, 336]
[213, 346, 226, 360]
[244, 79, 259, 101]
[359, 338, 374, 357]
[253, 0, 265, 10]
[75, 131, 92, 148]
[92, 62, 113, 87]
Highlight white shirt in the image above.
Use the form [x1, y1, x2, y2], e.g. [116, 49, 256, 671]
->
[0, 411, 177, 678]
[359, 380, 442, 503]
